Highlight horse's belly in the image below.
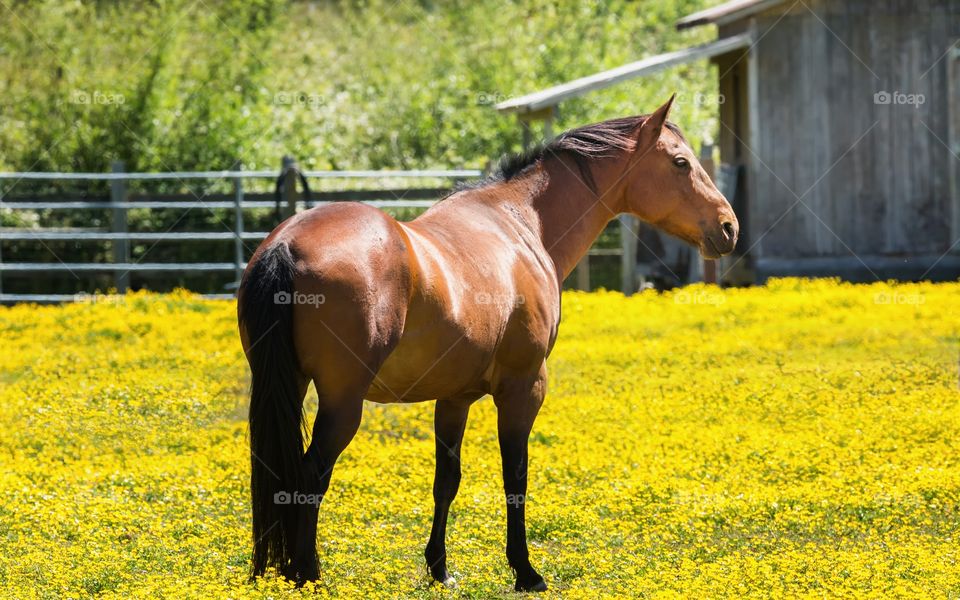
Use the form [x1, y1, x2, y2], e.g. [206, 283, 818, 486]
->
[364, 325, 496, 403]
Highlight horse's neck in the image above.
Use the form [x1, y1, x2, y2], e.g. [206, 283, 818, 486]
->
[526, 159, 624, 280]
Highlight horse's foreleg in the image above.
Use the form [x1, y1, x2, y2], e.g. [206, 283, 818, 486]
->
[425, 399, 471, 585]
[493, 366, 547, 593]
[288, 396, 363, 585]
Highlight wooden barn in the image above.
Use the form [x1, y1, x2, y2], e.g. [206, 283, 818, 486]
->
[498, 0, 960, 287]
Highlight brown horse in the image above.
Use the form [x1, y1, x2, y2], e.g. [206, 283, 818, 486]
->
[238, 95, 737, 592]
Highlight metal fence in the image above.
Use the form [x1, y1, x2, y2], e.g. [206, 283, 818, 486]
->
[0, 159, 677, 304]
[0, 162, 481, 303]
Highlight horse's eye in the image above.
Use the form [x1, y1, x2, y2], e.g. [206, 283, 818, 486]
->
[673, 156, 690, 169]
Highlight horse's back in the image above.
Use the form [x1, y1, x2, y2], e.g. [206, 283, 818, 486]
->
[256, 198, 559, 403]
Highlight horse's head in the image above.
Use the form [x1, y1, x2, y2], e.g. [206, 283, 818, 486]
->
[622, 95, 738, 259]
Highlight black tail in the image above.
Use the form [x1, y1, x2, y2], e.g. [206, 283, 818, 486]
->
[238, 242, 309, 579]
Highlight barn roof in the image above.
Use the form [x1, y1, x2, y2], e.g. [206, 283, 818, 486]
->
[495, 33, 752, 116]
[676, 0, 789, 30]
[494, 0, 793, 118]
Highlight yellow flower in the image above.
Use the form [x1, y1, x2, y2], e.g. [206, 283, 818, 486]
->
[0, 279, 957, 598]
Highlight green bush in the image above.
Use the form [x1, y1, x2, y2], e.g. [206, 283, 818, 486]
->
[0, 0, 720, 173]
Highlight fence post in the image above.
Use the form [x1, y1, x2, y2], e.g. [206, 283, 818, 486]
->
[281, 155, 298, 220]
[110, 160, 129, 292]
[233, 168, 245, 285]
[575, 257, 590, 291]
[699, 143, 718, 285]
[620, 215, 637, 295]
[0, 184, 4, 296]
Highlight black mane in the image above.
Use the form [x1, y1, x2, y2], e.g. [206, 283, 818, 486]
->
[486, 114, 688, 192]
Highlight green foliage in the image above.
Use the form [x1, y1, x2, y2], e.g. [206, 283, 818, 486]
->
[0, 0, 281, 172]
[0, 0, 725, 295]
[0, 0, 722, 172]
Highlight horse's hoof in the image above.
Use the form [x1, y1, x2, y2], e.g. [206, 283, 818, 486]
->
[429, 572, 457, 588]
[514, 574, 547, 592]
[428, 565, 457, 588]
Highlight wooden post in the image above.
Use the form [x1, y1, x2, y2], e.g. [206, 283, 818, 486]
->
[281, 155, 298, 220]
[110, 160, 129, 292]
[576, 256, 590, 291]
[519, 116, 532, 151]
[620, 215, 637, 295]
[233, 170, 245, 285]
[948, 47, 960, 249]
[543, 111, 554, 141]
[699, 144, 718, 284]
[0, 185, 4, 296]
[518, 107, 556, 151]
[745, 28, 760, 282]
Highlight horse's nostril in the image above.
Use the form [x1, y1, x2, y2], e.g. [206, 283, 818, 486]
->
[721, 221, 736, 241]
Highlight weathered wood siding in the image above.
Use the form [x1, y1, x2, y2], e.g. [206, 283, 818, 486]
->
[719, 0, 960, 263]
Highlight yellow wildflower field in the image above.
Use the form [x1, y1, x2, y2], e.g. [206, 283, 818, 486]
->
[1, 279, 958, 598]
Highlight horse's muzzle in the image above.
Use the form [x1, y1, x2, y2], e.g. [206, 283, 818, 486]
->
[702, 219, 738, 258]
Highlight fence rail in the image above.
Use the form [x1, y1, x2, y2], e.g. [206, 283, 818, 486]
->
[1, 158, 666, 303]
[0, 199, 439, 210]
[0, 231, 268, 241]
[0, 159, 482, 303]
[0, 169, 482, 180]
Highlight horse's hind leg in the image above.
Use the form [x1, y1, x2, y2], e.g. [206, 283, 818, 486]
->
[286, 292, 401, 583]
[286, 386, 365, 583]
[425, 398, 471, 585]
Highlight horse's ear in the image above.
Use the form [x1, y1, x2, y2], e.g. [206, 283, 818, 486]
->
[635, 94, 675, 153]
